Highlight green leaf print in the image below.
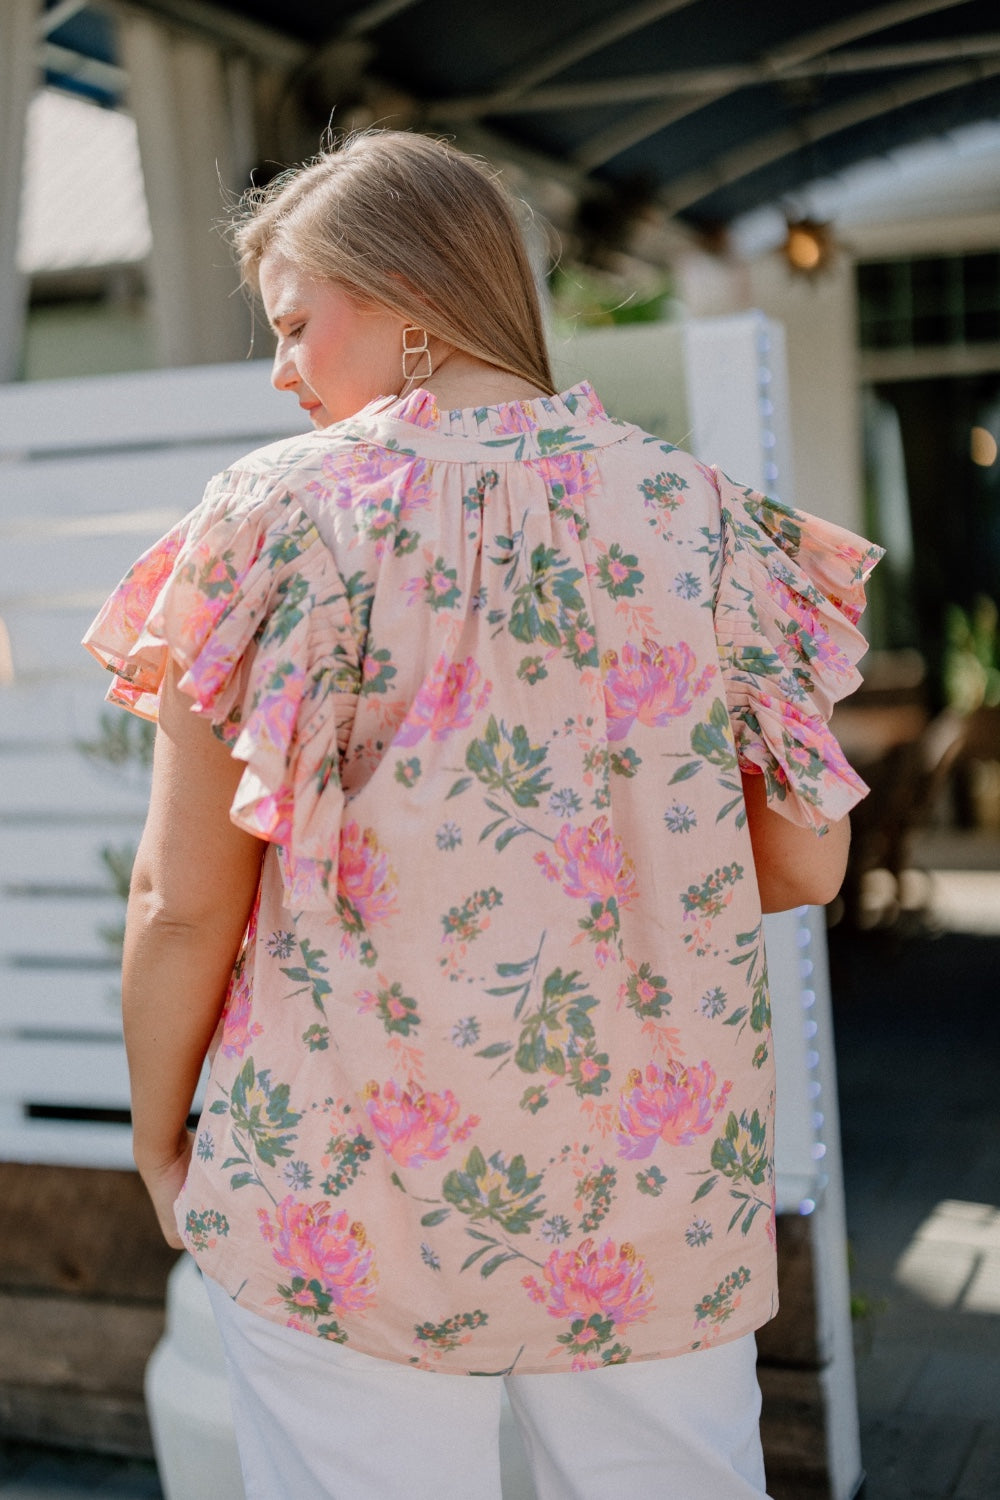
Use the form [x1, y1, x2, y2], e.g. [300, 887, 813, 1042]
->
[594, 543, 644, 599]
[514, 967, 599, 1084]
[228, 1057, 302, 1169]
[322, 1132, 374, 1197]
[419, 556, 462, 612]
[704, 1111, 772, 1236]
[360, 644, 397, 696]
[508, 546, 584, 646]
[535, 425, 576, 454]
[710, 1110, 769, 1185]
[622, 961, 672, 1020]
[669, 760, 701, 784]
[343, 570, 375, 638]
[442, 1146, 545, 1235]
[639, 471, 688, 510]
[578, 1164, 617, 1232]
[184, 1208, 230, 1251]
[361, 981, 421, 1037]
[465, 716, 552, 808]
[690, 699, 738, 769]
[194, 551, 239, 599]
[413, 1309, 488, 1353]
[727, 923, 772, 1048]
[694, 1266, 752, 1330]
[281, 939, 332, 1015]
[486, 932, 546, 1020]
[261, 573, 309, 642]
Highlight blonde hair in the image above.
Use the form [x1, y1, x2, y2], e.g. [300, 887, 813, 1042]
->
[234, 130, 555, 395]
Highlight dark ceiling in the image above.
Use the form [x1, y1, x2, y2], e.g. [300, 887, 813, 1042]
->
[43, 0, 1000, 232]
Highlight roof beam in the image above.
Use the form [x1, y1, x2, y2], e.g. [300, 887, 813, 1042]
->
[473, 0, 701, 104]
[40, 39, 128, 93]
[40, 1, 90, 36]
[573, 0, 986, 169]
[433, 35, 1000, 118]
[764, 0, 979, 71]
[341, 0, 425, 38]
[656, 54, 1000, 217]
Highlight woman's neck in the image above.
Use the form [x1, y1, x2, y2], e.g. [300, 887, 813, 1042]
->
[414, 348, 549, 409]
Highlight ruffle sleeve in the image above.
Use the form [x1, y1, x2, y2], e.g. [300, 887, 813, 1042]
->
[712, 468, 883, 830]
[83, 471, 360, 911]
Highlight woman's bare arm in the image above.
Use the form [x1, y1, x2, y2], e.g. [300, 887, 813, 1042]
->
[742, 771, 851, 913]
[123, 659, 265, 1245]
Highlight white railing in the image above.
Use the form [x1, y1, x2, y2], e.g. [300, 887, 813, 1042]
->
[0, 362, 302, 1166]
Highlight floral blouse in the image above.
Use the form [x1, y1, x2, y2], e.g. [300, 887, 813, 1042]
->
[84, 383, 881, 1375]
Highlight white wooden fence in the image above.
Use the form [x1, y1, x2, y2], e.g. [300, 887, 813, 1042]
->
[0, 362, 302, 1166]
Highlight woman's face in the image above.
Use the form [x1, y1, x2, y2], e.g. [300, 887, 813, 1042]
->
[260, 251, 407, 427]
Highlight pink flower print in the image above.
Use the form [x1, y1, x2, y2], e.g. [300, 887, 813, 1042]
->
[616, 1061, 732, 1159]
[305, 451, 355, 507]
[529, 453, 597, 502]
[494, 400, 540, 434]
[220, 975, 262, 1059]
[219, 901, 261, 1059]
[251, 665, 304, 742]
[258, 1197, 377, 1314]
[536, 817, 638, 968]
[243, 784, 294, 847]
[399, 390, 439, 429]
[602, 638, 714, 742]
[364, 1079, 478, 1168]
[183, 633, 239, 705]
[540, 817, 638, 909]
[395, 654, 492, 747]
[522, 1236, 654, 1341]
[528, 453, 598, 540]
[337, 822, 399, 927]
[350, 453, 435, 557]
[533, 452, 597, 496]
[101, 539, 179, 644]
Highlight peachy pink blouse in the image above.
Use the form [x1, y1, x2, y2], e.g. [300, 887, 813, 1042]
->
[85, 383, 881, 1374]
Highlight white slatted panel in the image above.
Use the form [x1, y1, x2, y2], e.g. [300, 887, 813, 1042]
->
[0, 362, 302, 1165]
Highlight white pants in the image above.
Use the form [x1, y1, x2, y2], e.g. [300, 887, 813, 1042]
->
[205, 1279, 770, 1500]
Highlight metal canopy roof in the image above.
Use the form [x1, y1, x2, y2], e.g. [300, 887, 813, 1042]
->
[43, 0, 1000, 234]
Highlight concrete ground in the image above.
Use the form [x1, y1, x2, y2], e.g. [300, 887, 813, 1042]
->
[2, 832, 997, 1500]
[829, 830, 1000, 1500]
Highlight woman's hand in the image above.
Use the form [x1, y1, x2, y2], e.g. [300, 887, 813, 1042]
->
[122, 660, 265, 1253]
[137, 1130, 194, 1249]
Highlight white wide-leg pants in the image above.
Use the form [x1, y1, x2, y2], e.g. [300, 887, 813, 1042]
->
[205, 1278, 771, 1500]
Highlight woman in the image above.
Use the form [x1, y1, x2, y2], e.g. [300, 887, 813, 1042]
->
[85, 130, 879, 1499]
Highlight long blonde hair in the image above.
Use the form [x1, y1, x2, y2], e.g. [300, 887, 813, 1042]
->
[234, 130, 555, 395]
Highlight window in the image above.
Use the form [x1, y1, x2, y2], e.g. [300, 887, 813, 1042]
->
[858, 253, 1000, 351]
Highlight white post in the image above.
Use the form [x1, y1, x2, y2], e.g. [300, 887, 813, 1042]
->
[0, 0, 41, 382]
[118, 13, 257, 368]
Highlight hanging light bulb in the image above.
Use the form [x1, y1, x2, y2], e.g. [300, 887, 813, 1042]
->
[783, 218, 836, 276]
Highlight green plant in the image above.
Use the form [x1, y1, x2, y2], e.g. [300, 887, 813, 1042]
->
[78, 709, 155, 773]
[942, 596, 1000, 713]
[548, 263, 675, 332]
[77, 710, 154, 956]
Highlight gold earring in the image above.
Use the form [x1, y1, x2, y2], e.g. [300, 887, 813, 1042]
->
[402, 326, 433, 384]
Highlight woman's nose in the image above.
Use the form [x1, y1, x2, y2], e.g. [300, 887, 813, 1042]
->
[271, 345, 297, 392]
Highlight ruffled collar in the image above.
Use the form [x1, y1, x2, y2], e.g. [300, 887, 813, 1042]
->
[362, 381, 610, 439]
